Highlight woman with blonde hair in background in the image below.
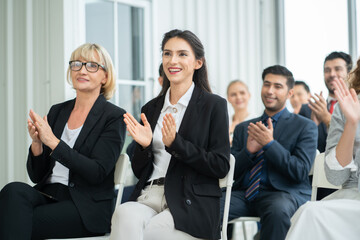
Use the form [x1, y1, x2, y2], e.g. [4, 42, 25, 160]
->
[227, 80, 252, 145]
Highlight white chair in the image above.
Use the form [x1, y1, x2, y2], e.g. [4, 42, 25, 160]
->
[224, 155, 260, 240]
[228, 217, 260, 240]
[220, 154, 236, 240]
[47, 153, 130, 240]
[311, 152, 341, 201]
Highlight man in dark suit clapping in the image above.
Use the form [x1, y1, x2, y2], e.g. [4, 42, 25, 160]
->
[222, 65, 318, 240]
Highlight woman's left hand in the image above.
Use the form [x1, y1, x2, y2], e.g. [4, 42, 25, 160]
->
[162, 113, 177, 147]
[29, 109, 60, 150]
[334, 78, 360, 124]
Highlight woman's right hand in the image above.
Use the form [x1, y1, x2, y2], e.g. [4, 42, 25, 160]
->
[27, 117, 43, 156]
[334, 77, 360, 124]
[27, 118, 41, 143]
[123, 113, 152, 148]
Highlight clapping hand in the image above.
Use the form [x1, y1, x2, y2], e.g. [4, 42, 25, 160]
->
[27, 118, 41, 144]
[333, 78, 360, 124]
[308, 91, 331, 126]
[123, 113, 152, 148]
[162, 113, 176, 147]
[28, 109, 59, 150]
[246, 118, 274, 153]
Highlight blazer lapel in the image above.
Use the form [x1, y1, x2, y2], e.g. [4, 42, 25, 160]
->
[73, 95, 107, 150]
[52, 99, 75, 139]
[148, 95, 165, 131]
[273, 108, 291, 140]
[177, 86, 201, 137]
[167, 86, 201, 171]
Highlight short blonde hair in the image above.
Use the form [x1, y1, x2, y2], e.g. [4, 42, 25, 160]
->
[67, 43, 116, 100]
[227, 80, 249, 96]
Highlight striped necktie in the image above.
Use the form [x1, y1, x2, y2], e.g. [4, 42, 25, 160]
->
[245, 117, 274, 201]
[245, 150, 265, 201]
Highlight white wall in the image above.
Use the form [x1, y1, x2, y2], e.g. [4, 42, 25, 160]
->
[0, 0, 68, 188]
[0, 0, 8, 188]
[0, 0, 279, 189]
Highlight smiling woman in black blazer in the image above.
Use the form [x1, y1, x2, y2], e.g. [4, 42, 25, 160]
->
[0, 43, 126, 239]
[110, 29, 230, 240]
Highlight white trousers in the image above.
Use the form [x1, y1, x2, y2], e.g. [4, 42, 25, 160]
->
[286, 189, 360, 240]
[109, 184, 203, 240]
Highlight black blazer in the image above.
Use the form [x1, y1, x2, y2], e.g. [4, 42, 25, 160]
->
[26, 95, 126, 233]
[129, 86, 230, 240]
[232, 109, 318, 206]
[299, 104, 327, 152]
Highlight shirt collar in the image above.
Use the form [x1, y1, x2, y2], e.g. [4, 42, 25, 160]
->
[161, 82, 195, 113]
[261, 107, 286, 123]
[327, 95, 337, 104]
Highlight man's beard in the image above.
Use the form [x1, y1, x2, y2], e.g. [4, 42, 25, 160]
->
[325, 78, 335, 95]
[326, 85, 334, 95]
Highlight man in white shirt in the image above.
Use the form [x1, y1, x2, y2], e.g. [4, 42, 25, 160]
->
[299, 51, 353, 200]
[299, 51, 353, 153]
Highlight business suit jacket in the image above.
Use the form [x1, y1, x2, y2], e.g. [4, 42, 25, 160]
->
[299, 103, 327, 152]
[26, 94, 126, 233]
[231, 108, 317, 206]
[129, 85, 230, 240]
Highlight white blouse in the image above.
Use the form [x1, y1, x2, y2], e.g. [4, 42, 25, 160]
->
[148, 82, 194, 181]
[46, 123, 83, 185]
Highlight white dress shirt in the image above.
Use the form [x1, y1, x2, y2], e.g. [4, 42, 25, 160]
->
[325, 147, 358, 171]
[47, 123, 83, 185]
[148, 82, 194, 181]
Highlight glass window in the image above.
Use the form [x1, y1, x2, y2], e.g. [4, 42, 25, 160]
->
[117, 3, 144, 80]
[85, 0, 150, 153]
[117, 84, 145, 154]
[86, 1, 115, 61]
[118, 85, 145, 121]
[284, 0, 348, 98]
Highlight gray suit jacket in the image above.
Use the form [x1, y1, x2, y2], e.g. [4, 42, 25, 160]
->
[325, 102, 360, 189]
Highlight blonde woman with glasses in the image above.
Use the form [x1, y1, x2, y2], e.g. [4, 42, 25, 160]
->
[0, 43, 126, 239]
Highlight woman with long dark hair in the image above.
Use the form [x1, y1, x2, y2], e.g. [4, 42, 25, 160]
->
[110, 29, 230, 240]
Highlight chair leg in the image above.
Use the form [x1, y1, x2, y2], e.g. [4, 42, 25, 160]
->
[242, 222, 248, 240]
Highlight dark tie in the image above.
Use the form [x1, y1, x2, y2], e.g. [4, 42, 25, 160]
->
[329, 100, 337, 114]
[244, 117, 273, 201]
[245, 150, 264, 201]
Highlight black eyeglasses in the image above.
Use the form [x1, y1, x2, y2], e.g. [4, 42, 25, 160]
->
[69, 60, 106, 73]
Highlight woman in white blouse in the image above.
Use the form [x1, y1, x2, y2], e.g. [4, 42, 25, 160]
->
[110, 29, 230, 240]
[285, 62, 360, 240]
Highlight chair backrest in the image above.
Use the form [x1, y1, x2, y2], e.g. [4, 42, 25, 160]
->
[114, 153, 130, 207]
[219, 154, 236, 240]
[311, 152, 341, 201]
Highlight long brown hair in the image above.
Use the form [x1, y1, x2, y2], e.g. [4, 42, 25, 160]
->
[348, 57, 360, 94]
[158, 29, 211, 97]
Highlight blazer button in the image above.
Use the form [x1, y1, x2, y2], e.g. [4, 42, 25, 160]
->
[69, 182, 75, 187]
[148, 152, 151, 158]
[186, 199, 191, 205]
